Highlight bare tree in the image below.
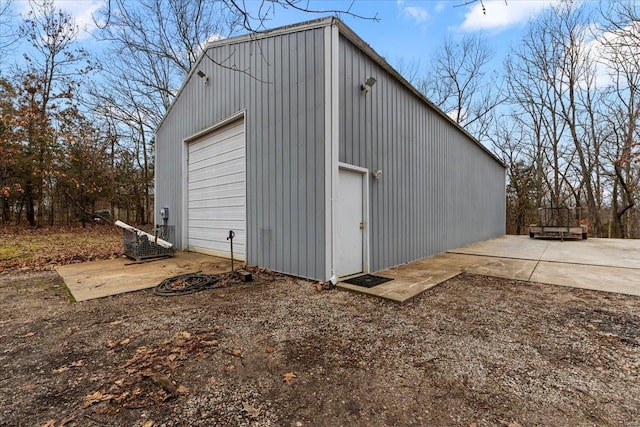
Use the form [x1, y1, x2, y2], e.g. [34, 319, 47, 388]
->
[547, 3, 604, 234]
[417, 33, 504, 142]
[197, 0, 376, 32]
[90, 0, 242, 224]
[392, 57, 422, 87]
[95, 0, 242, 111]
[502, 2, 608, 234]
[490, 119, 543, 234]
[0, 0, 17, 57]
[597, 1, 640, 237]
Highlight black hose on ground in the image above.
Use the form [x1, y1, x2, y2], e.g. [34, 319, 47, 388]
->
[154, 272, 221, 296]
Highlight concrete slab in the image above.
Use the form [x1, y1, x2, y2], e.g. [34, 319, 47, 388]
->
[337, 253, 537, 303]
[449, 235, 640, 269]
[56, 252, 231, 301]
[449, 235, 551, 260]
[338, 235, 640, 302]
[541, 238, 640, 269]
[458, 254, 537, 281]
[531, 262, 640, 296]
[59, 235, 640, 303]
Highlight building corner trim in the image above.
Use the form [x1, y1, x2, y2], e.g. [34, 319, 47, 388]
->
[324, 23, 340, 282]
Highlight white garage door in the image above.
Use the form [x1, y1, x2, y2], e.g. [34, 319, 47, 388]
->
[187, 119, 246, 260]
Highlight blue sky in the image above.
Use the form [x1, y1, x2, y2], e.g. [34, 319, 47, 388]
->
[254, 0, 563, 75]
[5, 0, 567, 80]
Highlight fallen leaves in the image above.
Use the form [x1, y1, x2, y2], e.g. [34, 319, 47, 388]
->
[283, 372, 297, 383]
[84, 330, 217, 410]
[106, 336, 134, 350]
[0, 226, 122, 272]
[265, 345, 275, 353]
[242, 402, 261, 418]
[53, 360, 84, 373]
[148, 373, 177, 396]
[83, 390, 115, 407]
[222, 347, 245, 366]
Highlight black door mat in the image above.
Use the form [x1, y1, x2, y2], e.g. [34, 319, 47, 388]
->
[343, 274, 393, 288]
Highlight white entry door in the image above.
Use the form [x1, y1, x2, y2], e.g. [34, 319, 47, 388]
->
[337, 168, 364, 276]
[187, 119, 246, 260]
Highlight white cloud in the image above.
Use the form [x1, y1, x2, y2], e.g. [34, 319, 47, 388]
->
[397, 1, 430, 24]
[583, 21, 640, 88]
[19, 0, 105, 39]
[460, 0, 560, 32]
[404, 5, 430, 23]
[207, 33, 225, 43]
[434, 2, 446, 13]
[56, 0, 104, 39]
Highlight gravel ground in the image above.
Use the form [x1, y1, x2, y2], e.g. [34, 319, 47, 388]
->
[0, 269, 639, 427]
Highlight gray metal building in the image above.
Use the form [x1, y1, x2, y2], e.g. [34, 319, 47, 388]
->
[155, 17, 506, 282]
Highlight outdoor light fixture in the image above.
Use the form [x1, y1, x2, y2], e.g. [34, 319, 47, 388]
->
[361, 77, 377, 93]
[372, 169, 383, 180]
[197, 70, 209, 84]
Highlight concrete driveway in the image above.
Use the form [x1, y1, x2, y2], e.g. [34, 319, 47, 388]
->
[338, 235, 640, 302]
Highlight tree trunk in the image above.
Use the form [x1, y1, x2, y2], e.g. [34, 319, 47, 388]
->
[25, 183, 36, 227]
[1, 197, 9, 222]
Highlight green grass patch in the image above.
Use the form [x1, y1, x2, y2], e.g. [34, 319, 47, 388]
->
[0, 246, 32, 261]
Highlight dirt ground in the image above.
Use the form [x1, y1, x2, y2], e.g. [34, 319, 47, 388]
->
[1, 267, 639, 427]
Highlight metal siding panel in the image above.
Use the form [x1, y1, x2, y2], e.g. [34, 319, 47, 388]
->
[305, 31, 314, 276]
[267, 36, 276, 270]
[296, 31, 307, 275]
[288, 34, 299, 274]
[275, 35, 285, 273]
[339, 40, 347, 164]
[313, 30, 326, 279]
[155, 27, 327, 280]
[280, 35, 292, 274]
[338, 35, 505, 272]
